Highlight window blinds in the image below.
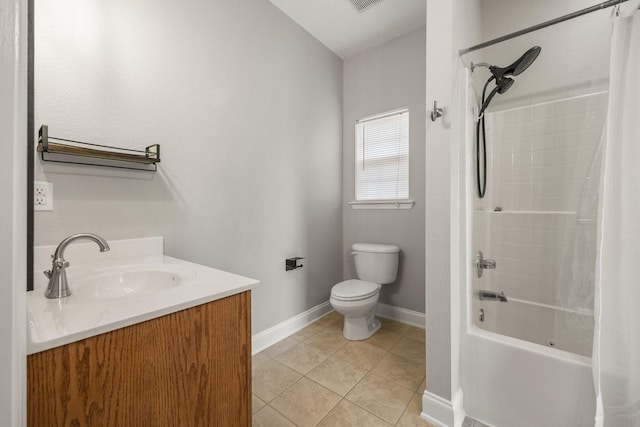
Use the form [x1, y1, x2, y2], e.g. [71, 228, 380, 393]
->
[355, 108, 409, 201]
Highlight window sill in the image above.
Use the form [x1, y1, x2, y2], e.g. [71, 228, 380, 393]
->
[349, 200, 415, 210]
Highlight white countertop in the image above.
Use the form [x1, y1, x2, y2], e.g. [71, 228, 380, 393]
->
[28, 237, 258, 354]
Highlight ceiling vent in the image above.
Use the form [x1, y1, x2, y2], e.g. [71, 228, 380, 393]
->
[348, 0, 384, 13]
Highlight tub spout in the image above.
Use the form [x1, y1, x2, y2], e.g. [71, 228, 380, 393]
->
[479, 290, 508, 302]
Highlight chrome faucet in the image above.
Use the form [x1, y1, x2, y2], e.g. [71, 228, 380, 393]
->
[479, 289, 508, 302]
[44, 233, 110, 299]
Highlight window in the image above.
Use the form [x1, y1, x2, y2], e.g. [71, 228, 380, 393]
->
[352, 108, 413, 209]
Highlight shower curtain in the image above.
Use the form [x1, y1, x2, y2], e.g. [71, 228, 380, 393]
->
[593, 6, 640, 427]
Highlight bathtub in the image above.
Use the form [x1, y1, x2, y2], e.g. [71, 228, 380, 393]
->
[458, 71, 603, 426]
[476, 297, 593, 357]
[463, 298, 596, 426]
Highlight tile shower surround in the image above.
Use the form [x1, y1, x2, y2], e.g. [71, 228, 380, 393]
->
[484, 92, 607, 213]
[476, 92, 607, 311]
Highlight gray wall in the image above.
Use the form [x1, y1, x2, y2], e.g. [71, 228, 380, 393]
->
[424, 0, 483, 403]
[342, 28, 426, 313]
[33, 0, 343, 335]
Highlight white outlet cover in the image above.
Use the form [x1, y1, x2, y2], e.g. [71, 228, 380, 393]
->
[34, 181, 53, 211]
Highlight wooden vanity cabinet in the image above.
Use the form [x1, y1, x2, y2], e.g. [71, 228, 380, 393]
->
[28, 291, 251, 427]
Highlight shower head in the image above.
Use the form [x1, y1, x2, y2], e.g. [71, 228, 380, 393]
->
[473, 46, 542, 82]
[497, 77, 514, 93]
[480, 77, 514, 115]
[489, 46, 541, 82]
[475, 46, 541, 200]
[512, 46, 542, 75]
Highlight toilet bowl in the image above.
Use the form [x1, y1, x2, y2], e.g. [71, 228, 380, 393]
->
[330, 280, 381, 340]
[330, 243, 400, 341]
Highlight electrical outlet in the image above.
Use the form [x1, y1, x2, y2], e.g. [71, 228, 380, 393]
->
[34, 181, 53, 211]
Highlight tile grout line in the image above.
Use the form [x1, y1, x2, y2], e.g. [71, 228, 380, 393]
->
[262, 403, 301, 427]
[309, 336, 396, 427]
[302, 326, 374, 425]
[332, 326, 414, 425]
[313, 396, 345, 427]
[393, 392, 418, 427]
[254, 313, 426, 426]
[285, 318, 346, 426]
[254, 319, 347, 423]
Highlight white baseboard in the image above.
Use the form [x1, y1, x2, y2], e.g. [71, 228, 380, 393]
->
[376, 303, 426, 328]
[252, 301, 425, 355]
[421, 390, 455, 427]
[451, 389, 466, 427]
[252, 301, 333, 354]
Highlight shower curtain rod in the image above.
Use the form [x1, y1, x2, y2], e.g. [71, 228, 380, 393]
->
[459, 0, 629, 55]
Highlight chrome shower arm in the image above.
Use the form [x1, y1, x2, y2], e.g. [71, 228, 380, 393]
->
[470, 62, 492, 72]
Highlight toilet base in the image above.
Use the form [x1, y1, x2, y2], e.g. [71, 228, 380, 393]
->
[343, 312, 381, 341]
[330, 290, 382, 341]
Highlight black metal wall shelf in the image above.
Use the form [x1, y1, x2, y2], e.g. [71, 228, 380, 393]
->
[37, 125, 160, 171]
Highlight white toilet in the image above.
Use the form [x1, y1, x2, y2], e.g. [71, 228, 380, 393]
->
[330, 243, 400, 340]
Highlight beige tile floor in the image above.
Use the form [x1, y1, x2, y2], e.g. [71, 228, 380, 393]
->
[252, 311, 436, 427]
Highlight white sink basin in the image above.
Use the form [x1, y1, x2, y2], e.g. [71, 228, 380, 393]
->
[28, 242, 259, 355]
[72, 266, 192, 299]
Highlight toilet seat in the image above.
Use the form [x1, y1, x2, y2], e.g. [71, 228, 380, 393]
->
[331, 279, 380, 301]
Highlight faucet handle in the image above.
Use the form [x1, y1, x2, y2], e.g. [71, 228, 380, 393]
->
[53, 260, 70, 269]
[481, 259, 497, 269]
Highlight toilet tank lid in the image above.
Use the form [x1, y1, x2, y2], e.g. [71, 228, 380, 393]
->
[352, 243, 400, 253]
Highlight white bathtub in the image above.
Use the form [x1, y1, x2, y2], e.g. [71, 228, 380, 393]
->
[463, 316, 596, 426]
[459, 73, 602, 426]
[476, 297, 593, 357]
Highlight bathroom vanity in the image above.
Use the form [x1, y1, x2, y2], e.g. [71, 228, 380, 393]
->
[27, 237, 258, 427]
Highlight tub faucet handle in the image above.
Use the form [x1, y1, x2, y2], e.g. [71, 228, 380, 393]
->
[475, 251, 497, 278]
[481, 259, 496, 269]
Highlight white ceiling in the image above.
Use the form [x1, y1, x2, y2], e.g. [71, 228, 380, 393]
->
[269, 0, 426, 59]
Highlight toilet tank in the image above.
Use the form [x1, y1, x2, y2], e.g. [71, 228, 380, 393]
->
[352, 243, 400, 284]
